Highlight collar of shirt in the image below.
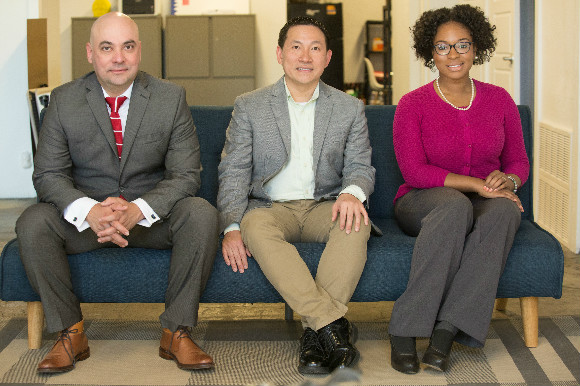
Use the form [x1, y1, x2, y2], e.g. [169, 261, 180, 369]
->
[283, 78, 320, 105]
[103, 83, 134, 134]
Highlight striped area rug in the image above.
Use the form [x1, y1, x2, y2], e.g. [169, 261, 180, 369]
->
[0, 316, 578, 385]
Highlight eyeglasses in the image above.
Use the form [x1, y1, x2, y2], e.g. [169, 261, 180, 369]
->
[433, 41, 473, 55]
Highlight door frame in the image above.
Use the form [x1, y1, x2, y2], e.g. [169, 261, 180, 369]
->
[520, 0, 534, 113]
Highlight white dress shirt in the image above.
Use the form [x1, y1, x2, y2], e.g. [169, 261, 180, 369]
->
[63, 84, 160, 232]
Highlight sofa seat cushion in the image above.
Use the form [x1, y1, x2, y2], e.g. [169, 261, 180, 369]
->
[0, 218, 563, 304]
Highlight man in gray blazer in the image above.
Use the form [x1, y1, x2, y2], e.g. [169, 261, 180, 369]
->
[218, 16, 375, 374]
[16, 12, 218, 373]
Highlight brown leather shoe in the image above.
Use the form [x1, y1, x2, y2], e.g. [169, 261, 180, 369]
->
[159, 326, 214, 370]
[37, 320, 90, 373]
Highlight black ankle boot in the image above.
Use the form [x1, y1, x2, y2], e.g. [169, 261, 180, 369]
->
[422, 329, 455, 372]
[389, 335, 419, 374]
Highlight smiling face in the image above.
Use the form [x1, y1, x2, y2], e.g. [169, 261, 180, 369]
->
[86, 12, 141, 97]
[432, 21, 475, 81]
[276, 24, 332, 97]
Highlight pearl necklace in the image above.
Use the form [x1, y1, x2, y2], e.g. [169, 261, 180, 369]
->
[436, 76, 474, 111]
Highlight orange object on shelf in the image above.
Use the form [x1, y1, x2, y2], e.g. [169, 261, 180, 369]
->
[372, 37, 384, 52]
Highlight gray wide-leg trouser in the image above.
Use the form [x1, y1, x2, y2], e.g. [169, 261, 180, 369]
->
[16, 197, 218, 333]
[388, 187, 521, 347]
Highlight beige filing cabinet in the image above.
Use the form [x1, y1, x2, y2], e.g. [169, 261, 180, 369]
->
[71, 15, 162, 79]
[165, 15, 256, 106]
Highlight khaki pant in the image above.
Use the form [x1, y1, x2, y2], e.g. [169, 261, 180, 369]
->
[241, 200, 370, 330]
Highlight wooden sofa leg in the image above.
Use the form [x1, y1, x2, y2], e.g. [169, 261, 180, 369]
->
[27, 301, 44, 349]
[284, 303, 293, 321]
[495, 298, 508, 311]
[520, 296, 538, 348]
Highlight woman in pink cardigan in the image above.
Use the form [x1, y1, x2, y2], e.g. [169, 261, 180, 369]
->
[389, 4, 529, 374]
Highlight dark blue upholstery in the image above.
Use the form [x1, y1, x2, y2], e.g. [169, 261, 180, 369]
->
[0, 105, 563, 306]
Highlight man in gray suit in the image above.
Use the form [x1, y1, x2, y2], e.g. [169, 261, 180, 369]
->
[218, 17, 375, 374]
[16, 12, 218, 373]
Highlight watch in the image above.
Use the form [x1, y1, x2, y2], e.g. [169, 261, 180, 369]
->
[506, 175, 518, 193]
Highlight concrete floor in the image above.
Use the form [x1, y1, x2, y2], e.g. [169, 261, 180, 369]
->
[1, 198, 578, 323]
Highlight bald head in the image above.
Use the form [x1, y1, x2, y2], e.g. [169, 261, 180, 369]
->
[86, 12, 141, 97]
[90, 12, 139, 44]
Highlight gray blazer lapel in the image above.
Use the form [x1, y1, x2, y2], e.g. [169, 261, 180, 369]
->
[312, 82, 333, 176]
[270, 78, 291, 155]
[121, 72, 151, 171]
[85, 76, 117, 156]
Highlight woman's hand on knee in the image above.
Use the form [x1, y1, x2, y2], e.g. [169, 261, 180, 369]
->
[478, 186, 524, 212]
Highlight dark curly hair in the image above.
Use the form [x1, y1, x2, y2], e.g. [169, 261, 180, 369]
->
[411, 4, 496, 70]
[278, 16, 330, 50]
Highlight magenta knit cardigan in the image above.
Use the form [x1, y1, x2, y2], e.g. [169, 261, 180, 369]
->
[393, 79, 530, 203]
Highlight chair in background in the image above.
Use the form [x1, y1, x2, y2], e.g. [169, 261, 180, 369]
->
[363, 57, 386, 105]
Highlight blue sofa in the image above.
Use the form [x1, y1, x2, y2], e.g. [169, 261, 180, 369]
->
[0, 105, 564, 349]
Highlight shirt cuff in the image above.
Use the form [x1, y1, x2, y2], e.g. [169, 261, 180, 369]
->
[340, 185, 367, 203]
[63, 197, 99, 232]
[224, 223, 240, 234]
[133, 198, 160, 227]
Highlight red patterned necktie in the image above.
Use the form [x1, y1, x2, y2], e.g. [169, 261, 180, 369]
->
[105, 96, 128, 160]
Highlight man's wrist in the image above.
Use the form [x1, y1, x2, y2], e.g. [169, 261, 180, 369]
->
[224, 223, 241, 234]
[132, 198, 158, 226]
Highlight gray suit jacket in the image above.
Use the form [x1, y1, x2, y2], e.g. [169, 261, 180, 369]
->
[217, 77, 376, 233]
[33, 71, 200, 219]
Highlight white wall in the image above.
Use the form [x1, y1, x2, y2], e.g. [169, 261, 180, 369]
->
[250, 0, 286, 87]
[534, 0, 580, 252]
[0, 0, 39, 198]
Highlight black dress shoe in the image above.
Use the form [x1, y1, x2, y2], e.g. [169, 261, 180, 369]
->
[421, 329, 455, 372]
[389, 335, 419, 374]
[298, 328, 329, 374]
[317, 317, 359, 371]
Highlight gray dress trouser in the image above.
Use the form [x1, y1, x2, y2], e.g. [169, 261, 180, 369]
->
[16, 197, 218, 333]
[388, 187, 521, 347]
